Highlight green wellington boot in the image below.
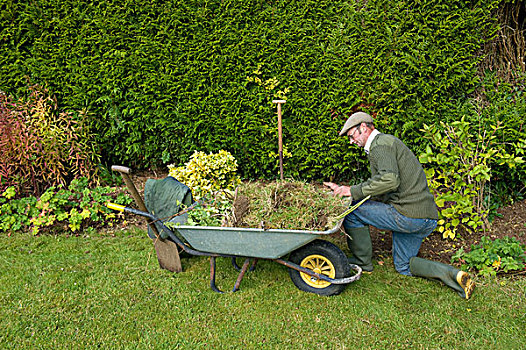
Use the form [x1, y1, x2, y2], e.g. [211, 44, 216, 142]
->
[409, 257, 475, 299]
[346, 226, 374, 272]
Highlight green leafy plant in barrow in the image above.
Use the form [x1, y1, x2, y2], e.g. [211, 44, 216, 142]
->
[452, 236, 526, 276]
[172, 192, 235, 228]
[419, 115, 523, 239]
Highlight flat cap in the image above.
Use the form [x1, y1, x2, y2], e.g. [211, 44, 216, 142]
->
[339, 112, 374, 136]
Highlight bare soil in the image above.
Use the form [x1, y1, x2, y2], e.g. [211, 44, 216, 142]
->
[412, 199, 526, 264]
[124, 171, 526, 265]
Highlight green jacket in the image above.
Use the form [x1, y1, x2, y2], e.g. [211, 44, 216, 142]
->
[350, 133, 439, 220]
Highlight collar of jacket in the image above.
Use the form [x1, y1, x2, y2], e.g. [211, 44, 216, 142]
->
[364, 129, 381, 154]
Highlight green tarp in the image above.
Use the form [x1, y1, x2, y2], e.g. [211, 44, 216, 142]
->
[144, 176, 193, 239]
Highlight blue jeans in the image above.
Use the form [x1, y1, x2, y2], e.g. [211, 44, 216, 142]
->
[343, 200, 437, 275]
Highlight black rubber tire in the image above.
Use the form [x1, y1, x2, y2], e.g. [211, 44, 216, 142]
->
[288, 240, 350, 296]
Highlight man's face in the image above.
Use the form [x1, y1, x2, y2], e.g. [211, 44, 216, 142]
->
[347, 123, 367, 147]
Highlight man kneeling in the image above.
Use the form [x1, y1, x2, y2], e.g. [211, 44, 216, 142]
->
[324, 112, 475, 299]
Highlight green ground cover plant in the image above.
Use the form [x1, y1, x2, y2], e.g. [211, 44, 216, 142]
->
[0, 178, 132, 235]
[452, 236, 526, 276]
[1, 232, 524, 349]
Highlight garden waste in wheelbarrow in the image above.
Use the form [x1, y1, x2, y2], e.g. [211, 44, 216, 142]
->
[107, 168, 366, 296]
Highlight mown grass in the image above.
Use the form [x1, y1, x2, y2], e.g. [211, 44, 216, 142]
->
[1, 231, 525, 349]
[234, 180, 348, 230]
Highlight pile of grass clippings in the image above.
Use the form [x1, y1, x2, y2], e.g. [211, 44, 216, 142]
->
[226, 180, 350, 231]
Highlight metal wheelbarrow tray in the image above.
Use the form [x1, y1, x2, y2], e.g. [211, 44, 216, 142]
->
[108, 203, 362, 296]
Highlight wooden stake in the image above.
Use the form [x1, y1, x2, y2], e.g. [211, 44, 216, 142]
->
[272, 100, 286, 180]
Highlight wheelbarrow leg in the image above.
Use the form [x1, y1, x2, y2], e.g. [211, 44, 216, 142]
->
[210, 257, 252, 293]
[210, 257, 224, 294]
[232, 257, 258, 272]
[232, 258, 251, 292]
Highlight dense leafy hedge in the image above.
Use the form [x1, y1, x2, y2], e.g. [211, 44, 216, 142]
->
[0, 0, 508, 180]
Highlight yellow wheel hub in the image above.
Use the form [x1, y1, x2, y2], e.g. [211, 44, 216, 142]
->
[299, 254, 336, 288]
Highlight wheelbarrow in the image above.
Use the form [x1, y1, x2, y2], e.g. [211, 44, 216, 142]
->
[107, 167, 363, 296]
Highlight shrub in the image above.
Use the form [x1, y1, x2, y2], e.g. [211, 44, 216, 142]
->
[419, 115, 523, 239]
[475, 70, 526, 202]
[0, 86, 101, 197]
[452, 236, 526, 276]
[168, 150, 241, 199]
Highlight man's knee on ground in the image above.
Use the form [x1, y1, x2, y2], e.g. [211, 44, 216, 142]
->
[394, 262, 412, 276]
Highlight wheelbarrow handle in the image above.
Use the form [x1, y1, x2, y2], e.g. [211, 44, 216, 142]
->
[111, 165, 144, 210]
[111, 165, 132, 175]
[111, 164, 160, 237]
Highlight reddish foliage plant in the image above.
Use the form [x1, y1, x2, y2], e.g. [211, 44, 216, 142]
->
[0, 86, 100, 197]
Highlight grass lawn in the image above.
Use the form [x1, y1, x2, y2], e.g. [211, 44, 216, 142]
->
[1, 231, 524, 349]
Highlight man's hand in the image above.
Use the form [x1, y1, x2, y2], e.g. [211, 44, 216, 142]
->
[323, 182, 352, 198]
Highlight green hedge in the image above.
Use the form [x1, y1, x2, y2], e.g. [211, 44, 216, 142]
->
[0, 0, 502, 180]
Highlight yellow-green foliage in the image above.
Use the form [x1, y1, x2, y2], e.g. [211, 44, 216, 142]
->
[168, 150, 241, 199]
[419, 117, 523, 239]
